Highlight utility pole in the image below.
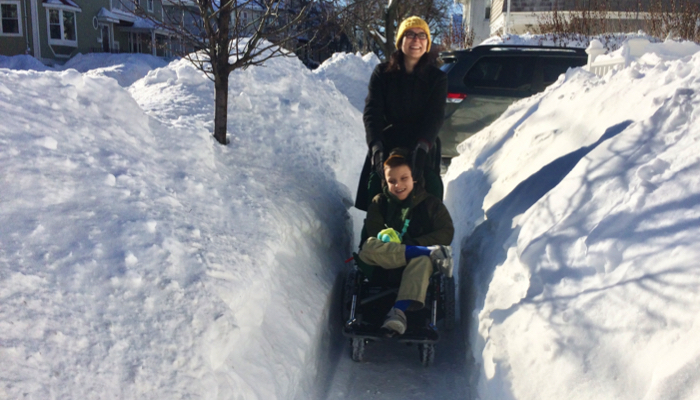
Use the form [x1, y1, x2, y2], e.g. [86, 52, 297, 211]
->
[505, 0, 511, 35]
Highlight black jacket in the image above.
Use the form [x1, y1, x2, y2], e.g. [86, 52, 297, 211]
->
[363, 62, 447, 151]
[355, 62, 447, 211]
[365, 185, 454, 247]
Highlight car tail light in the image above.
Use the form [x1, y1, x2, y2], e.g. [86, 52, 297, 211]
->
[447, 93, 466, 103]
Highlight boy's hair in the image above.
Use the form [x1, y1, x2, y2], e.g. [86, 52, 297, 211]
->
[383, 148, 412, 171]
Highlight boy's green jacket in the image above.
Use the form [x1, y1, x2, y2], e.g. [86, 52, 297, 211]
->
[365, 185, 454, 247]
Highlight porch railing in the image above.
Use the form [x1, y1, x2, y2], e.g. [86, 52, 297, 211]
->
[585, 38, 650, 77]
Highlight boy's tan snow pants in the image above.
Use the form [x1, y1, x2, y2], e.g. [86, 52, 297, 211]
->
[358, 237, 432, 309]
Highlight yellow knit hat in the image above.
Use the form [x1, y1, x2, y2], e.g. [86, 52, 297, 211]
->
[395, 16, 431, 53]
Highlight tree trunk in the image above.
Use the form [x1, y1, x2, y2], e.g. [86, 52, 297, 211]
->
[213, 72, 229, 145]
[384, 0, 400, 57]
[212, 6, 232, 145]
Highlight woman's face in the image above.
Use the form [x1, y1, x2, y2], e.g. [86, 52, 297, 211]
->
[401, 28, 428, 62]
[384, 164, 414, 201]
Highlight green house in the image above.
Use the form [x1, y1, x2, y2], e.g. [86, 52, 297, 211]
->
[1, 0, 173, 66]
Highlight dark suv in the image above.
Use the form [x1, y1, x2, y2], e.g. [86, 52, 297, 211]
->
[438, 45, 588, 160]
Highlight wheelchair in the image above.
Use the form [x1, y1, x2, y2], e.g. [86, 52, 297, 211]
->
[344, 139, 454, 366]
[341, 253, 456, 367]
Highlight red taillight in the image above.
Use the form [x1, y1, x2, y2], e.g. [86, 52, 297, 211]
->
[446, 93, 466, 103]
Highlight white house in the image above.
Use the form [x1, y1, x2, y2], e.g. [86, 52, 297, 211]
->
[455, 0, 689, 48]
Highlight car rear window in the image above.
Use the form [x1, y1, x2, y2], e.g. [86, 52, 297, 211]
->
[541, 56, 585, 85]
[464, 56, 535, 91]
[440, 59, 457, 73]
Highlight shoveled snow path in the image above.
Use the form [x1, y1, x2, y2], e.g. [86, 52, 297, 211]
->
[320, 218, 475, 400]
[323, 320, 474, 399]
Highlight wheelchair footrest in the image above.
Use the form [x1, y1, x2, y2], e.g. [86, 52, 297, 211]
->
[342, 324, 439, 344]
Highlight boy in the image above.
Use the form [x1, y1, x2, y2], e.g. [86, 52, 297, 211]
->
[358, 148, 454, 336]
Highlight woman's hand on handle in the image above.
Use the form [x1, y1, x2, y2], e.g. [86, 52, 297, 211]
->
[371, 141, 385, 179]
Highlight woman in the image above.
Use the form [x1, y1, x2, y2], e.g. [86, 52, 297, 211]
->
[355, 16, 447, 211]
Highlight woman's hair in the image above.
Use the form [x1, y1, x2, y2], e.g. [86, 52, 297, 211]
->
[383, 148, 412, 170]
[385, 48, 438, 73]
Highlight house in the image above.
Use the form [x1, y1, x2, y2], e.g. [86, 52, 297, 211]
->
[456, 0, 700, 47]
[459, 0, 492, 46]
[1, 0, 346, 67]
[1, 0, 173, 66]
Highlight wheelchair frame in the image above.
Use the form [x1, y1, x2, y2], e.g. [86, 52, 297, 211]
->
[341, 261, 455, 367]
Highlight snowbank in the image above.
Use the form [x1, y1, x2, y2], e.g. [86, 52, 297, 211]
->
[0, 54, 53, 71]
[313, 52, 379, 111]
[444, 38, 700, 400]
[63, 53, 170, 87]
[0, 50, 365, 399]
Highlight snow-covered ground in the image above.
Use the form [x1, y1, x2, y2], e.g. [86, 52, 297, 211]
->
[2, 36, 700, 400]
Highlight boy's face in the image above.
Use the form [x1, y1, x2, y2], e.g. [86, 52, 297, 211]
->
[384, 164, 414, 201]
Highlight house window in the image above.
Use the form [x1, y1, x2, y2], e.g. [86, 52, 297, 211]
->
[111, 0, 131, 13]
[147, 0, 153, 12]
[485, 0, 491, 20]
[1, 0, 22, 36]
[47, 8, 77, 46]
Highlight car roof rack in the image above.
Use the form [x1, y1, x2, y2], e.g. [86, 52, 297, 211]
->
[441, 44, 587, 58]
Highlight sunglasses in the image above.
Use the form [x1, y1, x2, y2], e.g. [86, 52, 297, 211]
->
[404, 31, 428, 41]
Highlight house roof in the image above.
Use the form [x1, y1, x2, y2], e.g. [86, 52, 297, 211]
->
[108, 7, 137, 24]
[118, 16, 172, 36]
[133, 16, 158, 30]
[42, 0, 81, 12]
[162, 0, 199, 6]
[97, 7, 120, 24]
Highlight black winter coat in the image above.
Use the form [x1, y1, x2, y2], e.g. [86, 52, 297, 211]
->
[364, 62, 447, 150]
[355, 62, 447, 211]
[365, 185, 454, 247]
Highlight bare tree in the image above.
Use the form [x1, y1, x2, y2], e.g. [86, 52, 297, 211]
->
[336, 0, 382, 54]
[439, 20, 474, 50]
[534, 0, 700, 50]
[129, 0, 339, 145]
[338, 0, 454, 60]
[645, 0, 700, 43]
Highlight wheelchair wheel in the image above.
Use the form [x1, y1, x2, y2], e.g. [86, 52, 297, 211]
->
[351, 338, 365, 362]
[418, 343, 435, 367]
[342, 268, 357, 324]
[443, 276, 456, 331]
